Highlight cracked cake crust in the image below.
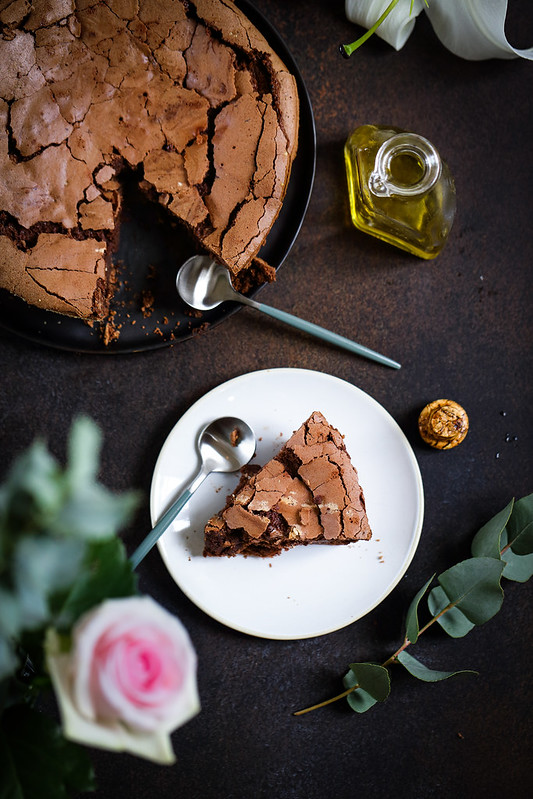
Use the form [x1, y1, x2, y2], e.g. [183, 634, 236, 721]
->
[203, 411, 372, 558]
[0, 0, 299, 321]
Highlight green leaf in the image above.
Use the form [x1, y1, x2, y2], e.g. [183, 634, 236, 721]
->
[397, 650, 477, 682]
[13, 538, 85, 630]
[0, 419, 140, 545]
[427, 585, 475, 638]
[0, 637, 18, 683]
[500, 528, 533, 582]
[343, 671, 378, 713]
[343, 663, 390, 713]
[0, 443, 63, 539]
[54, 537, 137, 630]
[405, 574, 435, 644]
[0, 588, 21, 639]
[52, 483, 140, 541]
[437, 557, 504, 626]
[471, 499, 514, 559]
[66, 416, 101, 488]
[506, 493, 533, 555]
[58, 417, 140, 541]
[0, 703, 95, 799]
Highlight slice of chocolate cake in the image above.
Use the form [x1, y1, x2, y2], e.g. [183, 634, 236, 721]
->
[204, 411, 372, 557]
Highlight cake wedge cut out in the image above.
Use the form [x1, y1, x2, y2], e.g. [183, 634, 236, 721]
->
[203, 411, 371, 557]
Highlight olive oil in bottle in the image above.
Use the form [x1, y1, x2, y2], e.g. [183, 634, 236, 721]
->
[344, 125, 456, 259]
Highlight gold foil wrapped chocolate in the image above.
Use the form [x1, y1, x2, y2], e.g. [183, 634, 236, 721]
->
[418, 399, 469, 450]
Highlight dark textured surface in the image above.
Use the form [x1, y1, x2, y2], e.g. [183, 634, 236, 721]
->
[1, 2, 532, 797]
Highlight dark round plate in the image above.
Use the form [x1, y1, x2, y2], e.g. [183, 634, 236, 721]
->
[0, 1, 316, 354]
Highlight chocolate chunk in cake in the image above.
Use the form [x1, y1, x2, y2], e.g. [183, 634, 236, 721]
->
[0, 0, 299, 322]
[204, 411, 372, 557]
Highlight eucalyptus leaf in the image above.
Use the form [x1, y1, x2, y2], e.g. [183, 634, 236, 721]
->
[405, 574, 435, 644]
[15, 537, 84, 592]
[0, 637, 18, 682]
[66, 416, 102, 488]
[0, 443, 63, 536]
[14, 537, 85, 630]
[294, 492, 533, 718]
[0, 587, 21, 638]
[397, 650, 477, 681]
[343, 670, 378, 713]
[343, 662, 390, 713]
[471, 499, 514, 559]
[54, 537, 137, 630]
[501, 545, 533, 583]
[437, 557, 504, 625]
[427, 585, 475, 638]
[53, 484, 140, 540]
[503, 493, 533, 556]
[0, 703, 95, 799]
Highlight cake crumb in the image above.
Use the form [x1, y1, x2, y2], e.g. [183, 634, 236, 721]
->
[101, 312, 121, 345]
[141, 290, 154, 317]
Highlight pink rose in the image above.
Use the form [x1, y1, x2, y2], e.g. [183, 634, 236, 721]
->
[46, 597, 200, 764]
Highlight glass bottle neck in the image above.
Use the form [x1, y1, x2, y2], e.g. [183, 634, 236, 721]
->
[369, 132, 442, 198]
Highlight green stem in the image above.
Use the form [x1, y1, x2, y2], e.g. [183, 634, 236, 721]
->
[340, 0, 402, 58]
[293, 686, 355, 716]
[295, 535, 515, 716]
[293, 601, 454, 716]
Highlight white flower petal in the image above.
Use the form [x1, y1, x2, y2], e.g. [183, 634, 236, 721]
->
[345, 0, 425, 51]
[425, 0, 533, 61]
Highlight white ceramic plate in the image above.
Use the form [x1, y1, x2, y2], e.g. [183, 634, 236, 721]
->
[152, 368, 424, 640]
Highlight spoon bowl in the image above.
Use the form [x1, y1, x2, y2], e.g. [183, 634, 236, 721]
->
[131, 415, 255, 569]
[176, 255, 401, 369]
[177, 255, 238, 311]
[197, 416, 256, 473]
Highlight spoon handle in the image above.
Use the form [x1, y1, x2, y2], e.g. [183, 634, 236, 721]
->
[130, 468, 208, 569]
[242, 297, 401, 369]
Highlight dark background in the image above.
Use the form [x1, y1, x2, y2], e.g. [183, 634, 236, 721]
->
[1, 2, 532, 797]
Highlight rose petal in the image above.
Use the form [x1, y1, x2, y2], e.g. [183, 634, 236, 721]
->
[44, 596, 200, 764]
[425, 0, 533, 61]
[93, 626, 187, 725]
[345, 0, 425, 51]
[45, 629, 176, 764]
[71, 597, 199, 733]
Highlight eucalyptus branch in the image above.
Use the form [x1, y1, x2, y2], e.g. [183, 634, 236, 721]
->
[294, 599, 450, 715]
[294, 494, 533, 717]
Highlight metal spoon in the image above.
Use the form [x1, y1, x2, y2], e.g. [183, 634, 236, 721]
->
[177, 255, 401, 369]
[130, 416, 255, 569]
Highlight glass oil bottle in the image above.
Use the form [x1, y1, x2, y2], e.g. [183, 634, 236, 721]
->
[344, 124, 456, 259]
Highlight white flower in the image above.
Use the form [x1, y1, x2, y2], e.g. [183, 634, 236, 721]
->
[345, 0, 533, 60]
[46, 597, 200, 765]
[425, 0, 533, 60]
[345, 0, 425, 51]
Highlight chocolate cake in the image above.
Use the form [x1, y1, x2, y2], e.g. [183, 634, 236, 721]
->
[0, 0, 299, 321]
[204, 411, 372, 557]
